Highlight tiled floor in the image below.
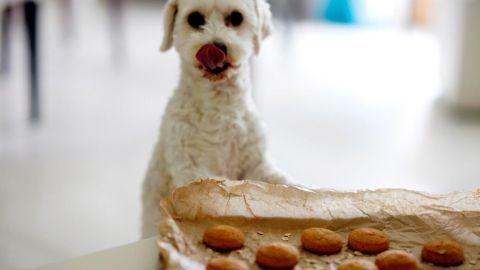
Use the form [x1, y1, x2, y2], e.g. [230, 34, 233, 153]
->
[1, 1, 479, 269]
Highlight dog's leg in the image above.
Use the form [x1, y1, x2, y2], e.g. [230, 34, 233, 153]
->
[141, 189, 163, 238]
[141, 141, 176, 238]
[162, 123, 226, 186]
[141, 167, 174, 238]
[241, 118, 291, 184]
[141, 139, 225, 238]
[244, 156, 290, 184]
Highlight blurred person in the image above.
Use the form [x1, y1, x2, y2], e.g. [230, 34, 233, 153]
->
[1, 0, 40, 121]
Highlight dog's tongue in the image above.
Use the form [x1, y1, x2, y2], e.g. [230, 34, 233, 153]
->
[196, 44, 226, 70]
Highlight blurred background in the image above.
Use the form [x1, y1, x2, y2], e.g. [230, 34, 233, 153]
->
[1, 0, 479, 268]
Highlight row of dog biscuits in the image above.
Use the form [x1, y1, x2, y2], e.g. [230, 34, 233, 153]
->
[202, 225, 465, 270]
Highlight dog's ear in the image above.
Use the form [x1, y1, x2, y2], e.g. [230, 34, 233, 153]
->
[253, 0, 273, 54]
[160, 0, 178, 52]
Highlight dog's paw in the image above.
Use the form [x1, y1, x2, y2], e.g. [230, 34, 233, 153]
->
[262, 173, 290, 185]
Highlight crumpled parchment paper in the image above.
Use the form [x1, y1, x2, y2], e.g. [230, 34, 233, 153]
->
[157, 179, 480, 269]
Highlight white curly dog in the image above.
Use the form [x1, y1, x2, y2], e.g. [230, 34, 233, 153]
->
[141, 0, 289, 237]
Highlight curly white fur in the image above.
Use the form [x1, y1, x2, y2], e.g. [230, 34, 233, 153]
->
[141, 0, 288, 237]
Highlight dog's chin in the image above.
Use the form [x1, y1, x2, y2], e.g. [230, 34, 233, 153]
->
[198, 62, 239, 82]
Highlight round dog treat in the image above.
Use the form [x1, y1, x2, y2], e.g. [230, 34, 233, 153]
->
[348, 228, 389, 254]
[203, 225, 245, 251]
[421, 240, 464, 267]
[206, 257, 249, 270]
[256, 242, 300, 269]
[338, 259, 378, 270]
[375, 250, 418, 270]
[301, 228, 343, 255]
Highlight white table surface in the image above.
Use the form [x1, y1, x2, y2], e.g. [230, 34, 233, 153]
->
[35, 237, 161, 270]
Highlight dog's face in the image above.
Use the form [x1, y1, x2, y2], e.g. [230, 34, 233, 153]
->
[160, 0, 272, 82]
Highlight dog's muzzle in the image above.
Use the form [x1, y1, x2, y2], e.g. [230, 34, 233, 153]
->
[196, 43, 229, 74]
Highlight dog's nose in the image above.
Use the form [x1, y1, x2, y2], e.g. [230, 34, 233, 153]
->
[214, 42, 227, 55]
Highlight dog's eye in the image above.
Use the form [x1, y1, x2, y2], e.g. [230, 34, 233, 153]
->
[188, 12, 205, 29]
[226, 11, 243, 27]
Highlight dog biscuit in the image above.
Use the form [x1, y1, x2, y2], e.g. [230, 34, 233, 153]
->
[203, 225, 245, 251]
[206, 257, 249, 270]
[348, 228, 389, 254]
[338, 259, 378, 270]
[421, 240, 464, 267]
[375, 250, 418, 270]
[256, 242, 299, 269]
[301, 228, 343, 255]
